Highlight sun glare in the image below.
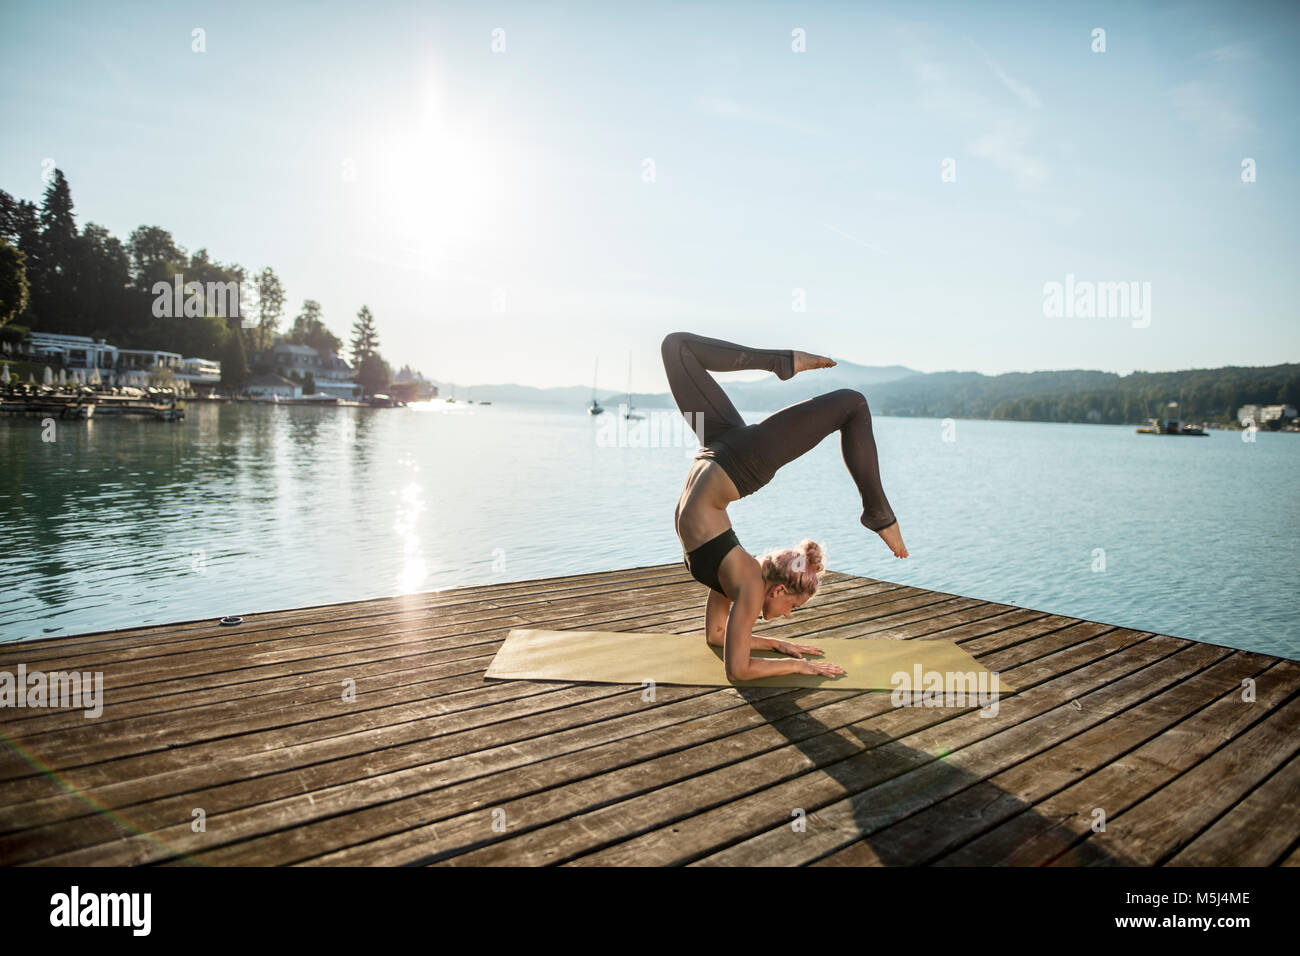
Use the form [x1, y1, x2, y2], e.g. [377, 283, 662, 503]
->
[363, 79, 506, 267]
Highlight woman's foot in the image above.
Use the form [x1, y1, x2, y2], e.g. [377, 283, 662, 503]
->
[792, 350, 836, 375]
[868, 518, 908, 558]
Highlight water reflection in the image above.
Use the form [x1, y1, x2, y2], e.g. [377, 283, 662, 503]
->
[0, 403, 1296, 658]
[393, 481, 427, 594]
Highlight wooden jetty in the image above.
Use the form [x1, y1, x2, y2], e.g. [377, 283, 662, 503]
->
[0, 398, 95, 419]
[0, 564, 1296, 866]
[0, 394, 183, 421]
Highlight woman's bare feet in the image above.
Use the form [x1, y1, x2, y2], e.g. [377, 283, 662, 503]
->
[872, 519, 909, 558]
[792, 350, 836, 375]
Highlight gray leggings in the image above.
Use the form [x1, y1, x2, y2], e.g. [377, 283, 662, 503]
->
[661, 331, 897, 531]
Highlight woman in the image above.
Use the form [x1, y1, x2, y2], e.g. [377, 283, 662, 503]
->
[663, 330, 907, 682]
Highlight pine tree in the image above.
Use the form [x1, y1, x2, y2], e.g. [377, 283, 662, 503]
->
[39, 170, 77, 256]
[350, 305, 378, 365]
[254, 267, 285, 352]
[31, 170, 81, 330]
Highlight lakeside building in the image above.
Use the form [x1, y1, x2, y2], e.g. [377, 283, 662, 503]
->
[243, 373, 302, 399]
[21, 332, 219, 385]
[1239, 403, 1298, 425]
[25, 332, 118, 370]
[117, 348, 183, 372]
[261, 340, 362, 400]
[176, 357, 221, 387]
[1259, 404, 1297, 423]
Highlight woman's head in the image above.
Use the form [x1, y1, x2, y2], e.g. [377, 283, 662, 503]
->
[756, 538, 825, 620]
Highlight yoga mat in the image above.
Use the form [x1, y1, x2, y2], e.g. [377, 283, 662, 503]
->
[486, 628, 1014, 694]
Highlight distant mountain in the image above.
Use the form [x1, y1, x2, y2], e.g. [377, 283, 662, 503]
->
[869, 369, 1121, 417]
[429, 359, 919, 409]
[867, 364, 1300, 424]
[428, 381, 611, 405]
[432, 361, 1300, 425]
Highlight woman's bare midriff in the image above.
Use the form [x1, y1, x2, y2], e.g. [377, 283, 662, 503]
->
[674, 459, 740, 552]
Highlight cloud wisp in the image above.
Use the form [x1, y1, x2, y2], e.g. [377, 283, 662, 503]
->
[901, 33, 1050, 190]
[968, 39, 1044, 109]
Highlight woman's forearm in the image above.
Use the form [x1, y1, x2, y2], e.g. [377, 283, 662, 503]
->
[731, 654, 806, 681]
[710, 629, 776, 651]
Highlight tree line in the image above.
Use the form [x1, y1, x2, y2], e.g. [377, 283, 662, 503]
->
[0, 169, 392, 393]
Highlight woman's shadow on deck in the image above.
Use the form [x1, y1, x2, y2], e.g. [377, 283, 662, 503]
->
[711, 673, 1122, 866]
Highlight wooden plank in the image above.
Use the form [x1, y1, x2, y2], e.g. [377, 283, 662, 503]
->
[814, 651, 1277, 865]
[932, 659, 1300, 866]
[1166, 749, 1300, 866]
[1047, 693, 1300, 866]
[649, 636, 1218, 868]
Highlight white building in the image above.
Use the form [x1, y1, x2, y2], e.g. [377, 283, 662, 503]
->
[176, 357, 222, 386]
[1237, 404, 1262, 425]
[27, 332, 117, 370]
[243, 373, 301, 399]
[1260, 404, 1297, 422]
[264, 339, 361, 400]
[21, 332, 220, 387]
[117, 348, 183, 372]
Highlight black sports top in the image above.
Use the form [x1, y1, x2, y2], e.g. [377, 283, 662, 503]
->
[682, 527, 741, 597]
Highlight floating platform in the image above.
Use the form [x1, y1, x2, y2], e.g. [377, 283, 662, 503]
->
[0, 564, 1296, 866]
[0, 396, 182, 420]
[0, 400, 94, 419]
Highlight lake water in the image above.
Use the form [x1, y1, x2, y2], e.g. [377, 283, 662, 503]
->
[1, 400, 1296, 659]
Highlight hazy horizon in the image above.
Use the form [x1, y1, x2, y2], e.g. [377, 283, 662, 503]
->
[3, 0, 1297, 392]
[436, 357, 1298, 394]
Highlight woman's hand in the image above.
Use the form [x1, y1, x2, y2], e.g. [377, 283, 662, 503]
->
[800, 658, 846, 678]
[770, 639, 824, 658]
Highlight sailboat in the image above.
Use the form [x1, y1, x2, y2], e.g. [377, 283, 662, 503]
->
[446, 385, 456, 403]
[466, 386, 475, 404]
[624, 351, 644, 420]
[587, 358, 604, 415]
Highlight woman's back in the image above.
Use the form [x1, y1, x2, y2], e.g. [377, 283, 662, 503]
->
[674, 459, 739, 552]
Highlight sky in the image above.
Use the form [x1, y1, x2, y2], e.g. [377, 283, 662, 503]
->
[2, 0, 1297, 392]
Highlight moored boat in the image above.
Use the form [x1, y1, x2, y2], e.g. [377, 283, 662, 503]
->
[1136, 400, 1207, 436]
